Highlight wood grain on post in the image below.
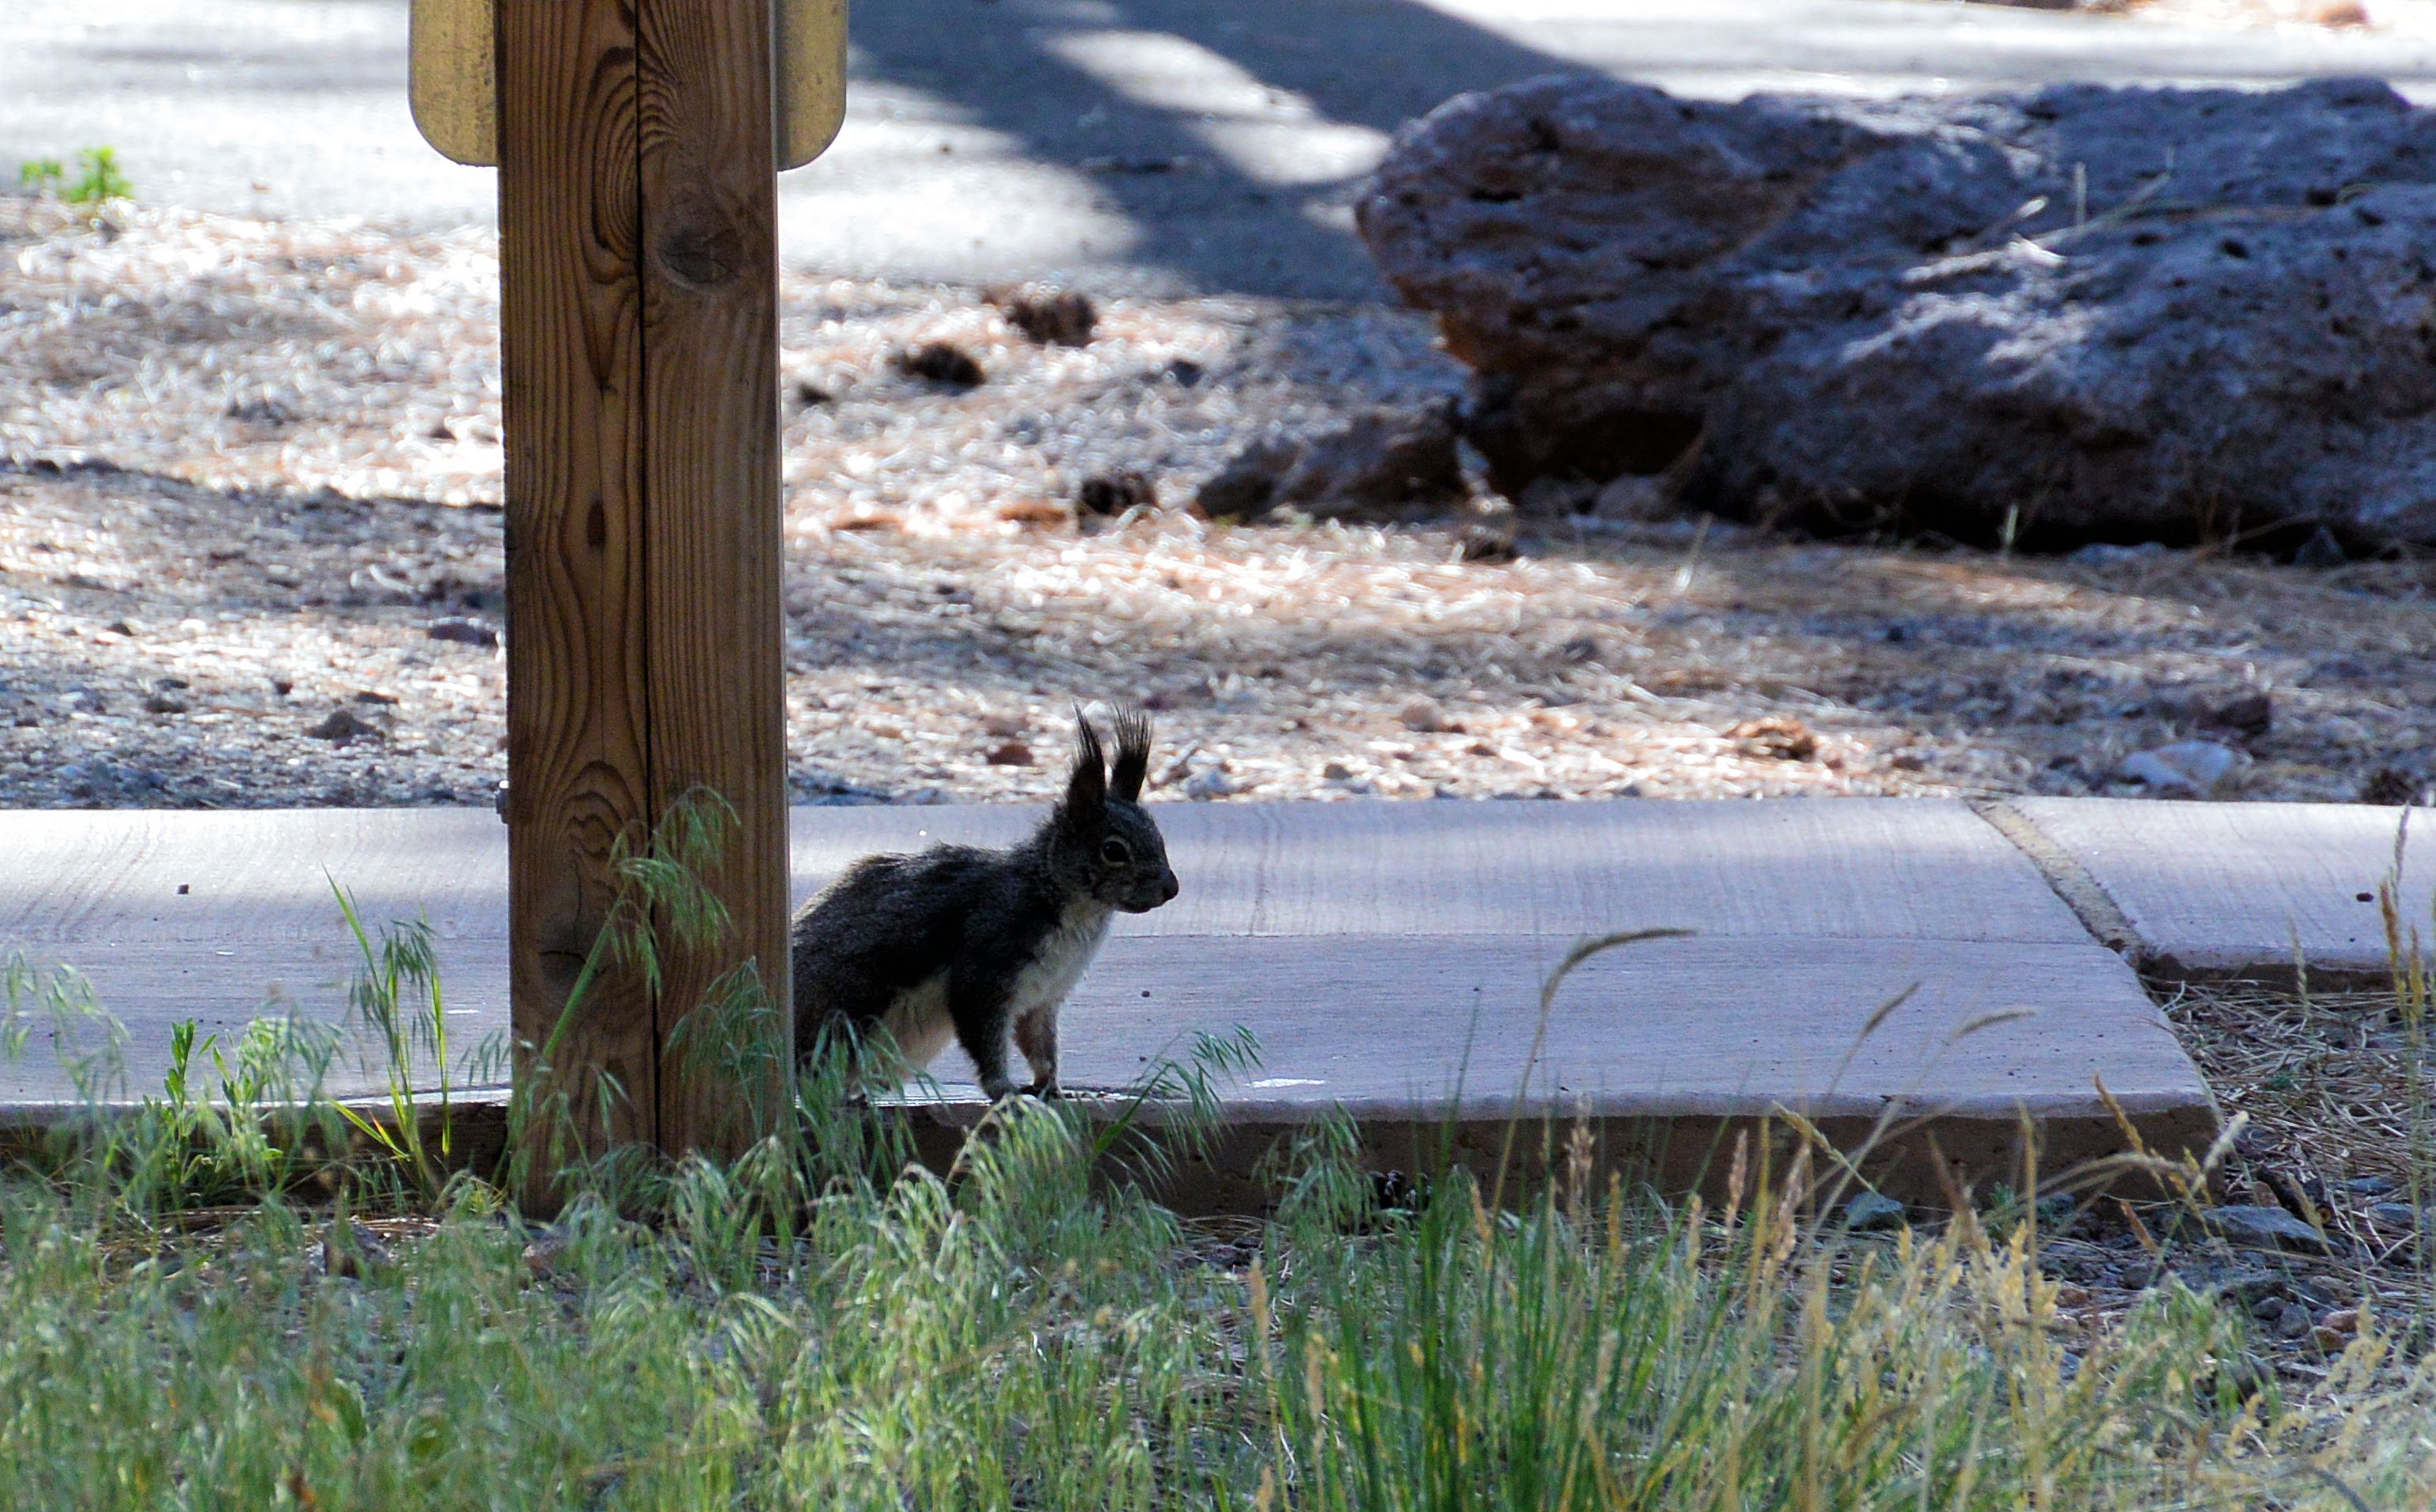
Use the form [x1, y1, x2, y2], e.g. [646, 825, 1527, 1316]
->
[498, 0, 790, 1198]
[636, 0, 791, 1154]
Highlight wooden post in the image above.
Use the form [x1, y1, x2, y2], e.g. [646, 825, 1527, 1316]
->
[497, 0, 789, 1195]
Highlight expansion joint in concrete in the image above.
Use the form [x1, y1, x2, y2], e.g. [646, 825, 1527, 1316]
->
[1969, 798, 2141, 961]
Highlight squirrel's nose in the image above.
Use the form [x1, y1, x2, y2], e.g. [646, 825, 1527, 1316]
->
[1161, 870, 1179, 902]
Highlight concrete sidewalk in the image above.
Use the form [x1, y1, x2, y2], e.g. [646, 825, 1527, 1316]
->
[13, 794, 2421, 1192]
[6, 0, 2434, 297]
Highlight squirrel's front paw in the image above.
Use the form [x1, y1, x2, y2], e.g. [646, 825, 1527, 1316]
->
[980, 1078, 1020, 1103]
[1026, 1078, 1062, 1101]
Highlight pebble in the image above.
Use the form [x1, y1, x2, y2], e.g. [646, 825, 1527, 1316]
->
[2116, 740, 2244, 797]
[2070, 541, 2171, 565]
[425, 616, 499, 648]
[2292, 525, 2349, 568]
[1398, 695, 1453, 733]
[1843, 1191, 1906, 1232]
[1076, 471, 1156, 517]
[1183, 765, 1238, 800]
[2203, 1203, 2334, 1252]
[2347, 1175, 2400, 1196]
[322, 1218, 394, 1280]
[305, 707, 385, 745]
[2365, 1201, 2421, 1230]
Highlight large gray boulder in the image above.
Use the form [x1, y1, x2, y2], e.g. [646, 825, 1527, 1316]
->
[1355, 74, 2436, 549]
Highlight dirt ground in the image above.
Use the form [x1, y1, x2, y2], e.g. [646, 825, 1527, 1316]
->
[2, 194, 2431, 812]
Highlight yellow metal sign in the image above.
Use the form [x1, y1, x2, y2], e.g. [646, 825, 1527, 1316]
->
[408, 0, 847, 171]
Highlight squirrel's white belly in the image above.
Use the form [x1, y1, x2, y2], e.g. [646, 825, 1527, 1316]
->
[874, 903, 1112, 1079]
[1011, 904, 1112, 1016]
[877, 976, 957, 1071]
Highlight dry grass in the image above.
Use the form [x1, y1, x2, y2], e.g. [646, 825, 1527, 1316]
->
[2165, 982, 2423, 1190]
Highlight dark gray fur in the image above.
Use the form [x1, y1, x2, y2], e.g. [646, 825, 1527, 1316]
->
[789, 709, 1178, 1099]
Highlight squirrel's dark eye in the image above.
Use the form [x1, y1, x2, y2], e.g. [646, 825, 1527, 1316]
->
[1099, 837, 1131, 865]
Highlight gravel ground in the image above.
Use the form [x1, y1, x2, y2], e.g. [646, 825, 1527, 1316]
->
[2, 193, 2432, 810]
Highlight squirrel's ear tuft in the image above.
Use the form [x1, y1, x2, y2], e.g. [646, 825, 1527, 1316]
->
[1061, 705, 1107, 824]
[1109, 708, 1151, 801]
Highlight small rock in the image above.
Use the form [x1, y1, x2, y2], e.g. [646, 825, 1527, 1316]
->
[895, 341, 985, 388]
[59, 758, 166, 798]
[981, 710, 1028, 738]
[1197, 407, 1466, 521]
[1728, 715, 1819, 762]
[68, 688, 106, 714]
[2365, 1201, 2421, 1230]
[2115, 740, 2244, 796]
[226, 392, 300, 426]
[2203, 1203, 2333, 1252]
[425, 616, 499, 648]
[322, 1219, 393, 1280]
[9, 704, 36, 728]
[1000, 286, 1098, 347]
[1183, 764, 1239, 800]
[1516, 476, 1598, 516]
[2292, 525, 2349, 567]
[1196, 438, 1300, 519]
[1844, 1192, 1906, 1232]
[1457, 523, 1518, 563]
[1163, 358, 1205, 387]
[2070, 542, 2171, 567]
[271, 677, 294, 697]
[1076, 471, 1156, 516]
[791, 377, 835, 408]
[353, 689, 400, 706]
[2275, 1300, 2317, 1340]
[2360, 766, 2429, 806]
[2321, 1306, 2362, 1335]
[1589, 473, 1677, 521]
[1398, 696, 1452, 733]
[1322, 760, 1356, 780]
[2195, 689, 2272, 742]
[521, 1230, 570, 1279]
[985, 740, 1033, 767]
[142, 691, 188, 715]
[2346, 1175, 2399, 1196]
[306, 707, 385, 745]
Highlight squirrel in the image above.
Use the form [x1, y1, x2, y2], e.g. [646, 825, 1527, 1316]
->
[789, 707, 1179, 1101]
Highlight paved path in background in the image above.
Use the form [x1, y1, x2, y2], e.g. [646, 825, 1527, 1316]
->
[6, 0, 2436, 297]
